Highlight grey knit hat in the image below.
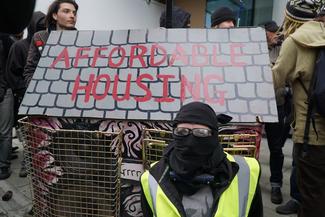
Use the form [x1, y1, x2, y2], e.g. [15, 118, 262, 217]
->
[285, 0, 325, 22]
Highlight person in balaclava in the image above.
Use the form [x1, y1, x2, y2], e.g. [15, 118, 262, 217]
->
[140, 102, 263, 217]
[160, 6, 191, 28]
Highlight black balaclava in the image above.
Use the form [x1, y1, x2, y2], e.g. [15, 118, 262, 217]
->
[168, 102, 231, 179]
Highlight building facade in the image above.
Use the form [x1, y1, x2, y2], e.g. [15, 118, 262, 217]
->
[172, 0, 286, 28]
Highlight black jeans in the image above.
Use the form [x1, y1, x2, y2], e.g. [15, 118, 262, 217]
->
[13, 88, 25, 127]
[296, 143, 325, 217]
[291, 144, 301, 202]
[265, 105, 291, 186]
[0, 89, 14, 169]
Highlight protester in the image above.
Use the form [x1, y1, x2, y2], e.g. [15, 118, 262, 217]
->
[0, 30, 23, 179]
[211, 6, 236, 28]
[6, 11, 46, 177]
[140, 102, 263, 217]
[0, 36, 14, 180]
[262, 21, 282, 65]
[24, 0, 78, 86]
[7, 11, 46, 129]
[270, 0, 324, 214]
[0, 0, 36, 179]
[272, 2, 325, 216]
[259, 20, 292, 206]
[160, 6, 191, 28]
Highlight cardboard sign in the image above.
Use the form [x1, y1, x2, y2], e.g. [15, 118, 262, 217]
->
[19, 28, 278, 122]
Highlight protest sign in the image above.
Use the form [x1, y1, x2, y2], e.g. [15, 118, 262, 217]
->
[20, 28, 277, 122]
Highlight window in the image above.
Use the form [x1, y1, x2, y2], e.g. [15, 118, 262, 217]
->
[206, 0, 276, 27]
[205, 0, 254, 27]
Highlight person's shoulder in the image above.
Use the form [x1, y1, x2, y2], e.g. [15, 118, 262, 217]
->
[279, 36, 297, 51]
[7, 40, 24, 56]
[34, 30, 48, 36]
[283, 36, 295, 44]
[31, 30, 50, 48]
[149, 158, 169, 178]
[11, 38, 28, 49]
[32, 30, 49, 40]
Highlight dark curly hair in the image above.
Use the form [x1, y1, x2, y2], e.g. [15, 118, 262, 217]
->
[45, 0, 79, 29]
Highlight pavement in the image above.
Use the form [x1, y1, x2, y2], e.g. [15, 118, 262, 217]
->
[259, 137, 297, 217]
[0, 138, 32, 217]
[0, 135, 297, 217]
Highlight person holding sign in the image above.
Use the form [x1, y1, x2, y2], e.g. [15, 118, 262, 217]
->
[211, 6, 236, 29]
[24, 0, 79, 87]
[140, 102, 263, 217]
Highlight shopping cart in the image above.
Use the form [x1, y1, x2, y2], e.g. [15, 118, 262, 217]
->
[219, 124, 263, 159]
[142, 124, 262, 169]
[19, 117, 122, 217]
[142, 128, 173, 170]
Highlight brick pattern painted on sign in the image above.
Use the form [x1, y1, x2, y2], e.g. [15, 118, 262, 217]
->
[19, 28, 278, 122]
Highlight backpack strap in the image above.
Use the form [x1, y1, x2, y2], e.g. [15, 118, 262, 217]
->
[298, 79, 308, 95]
[297, 51, 319, 153]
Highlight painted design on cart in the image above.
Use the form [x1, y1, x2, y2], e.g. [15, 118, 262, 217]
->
[121, 185, 142, 217]
[19, 28, 278, 122]
[26, 118, 170, 216]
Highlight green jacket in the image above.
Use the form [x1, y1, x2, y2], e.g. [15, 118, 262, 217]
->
[272, 21, 325, 145]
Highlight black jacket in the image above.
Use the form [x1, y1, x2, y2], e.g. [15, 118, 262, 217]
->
[6, 39, 29, 93]
[6, 11, 45, 93]
[0, 37, 7, 102]
[141, 157, 263, 217]
[0, 34, 16, 102]
[23, 29, 49, 87]
[24, 25, 77, 87]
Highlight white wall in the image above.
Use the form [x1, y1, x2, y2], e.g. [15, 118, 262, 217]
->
[272, 0, 286, 26]
[35, 0, 164, 30]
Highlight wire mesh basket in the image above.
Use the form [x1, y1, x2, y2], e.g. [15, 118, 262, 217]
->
[219, 124, 262, 159]
[142, 129, 173, 169]
[19, 117, 122, 217]
[142, 125, 262, 168]
[219, 133, 257, 157]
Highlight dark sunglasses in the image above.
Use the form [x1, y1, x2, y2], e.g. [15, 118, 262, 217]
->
[173, 127, 212, 137]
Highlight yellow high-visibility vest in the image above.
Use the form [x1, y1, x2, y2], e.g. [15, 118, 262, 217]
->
[141, 154, 260, 217]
